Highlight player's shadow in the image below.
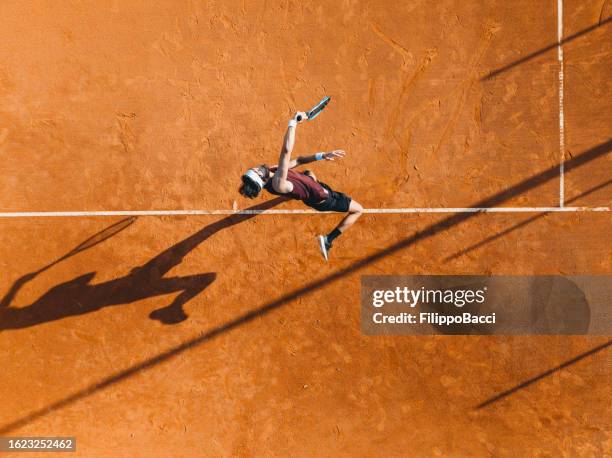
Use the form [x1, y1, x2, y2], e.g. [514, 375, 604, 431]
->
[0, 198, 286, 331]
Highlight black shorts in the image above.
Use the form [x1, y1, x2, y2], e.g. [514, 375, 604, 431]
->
[306, 182, 352, 213]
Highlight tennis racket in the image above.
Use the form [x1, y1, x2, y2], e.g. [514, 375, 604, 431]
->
[297, 96, 331, 122]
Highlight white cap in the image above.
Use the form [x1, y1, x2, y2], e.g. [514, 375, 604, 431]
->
[244, 169, 265, 190]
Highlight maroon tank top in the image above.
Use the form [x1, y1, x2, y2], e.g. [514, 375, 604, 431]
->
[265, 168, 329, 204]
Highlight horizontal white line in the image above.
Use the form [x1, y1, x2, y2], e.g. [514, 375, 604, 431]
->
[0, 207, 608, 217]
[365, 207, 611, 213]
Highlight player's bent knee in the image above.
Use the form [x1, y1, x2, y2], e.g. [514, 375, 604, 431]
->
[349, 201, 364, 215]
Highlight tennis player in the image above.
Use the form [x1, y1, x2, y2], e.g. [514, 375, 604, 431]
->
[239, 112, 363, 261]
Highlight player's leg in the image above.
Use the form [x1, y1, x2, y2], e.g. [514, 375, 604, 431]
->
[318, 200, 363, 261]
[332, 200, 363, 234]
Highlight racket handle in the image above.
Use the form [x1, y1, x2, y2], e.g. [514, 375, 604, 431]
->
[296, 114, 303, 122]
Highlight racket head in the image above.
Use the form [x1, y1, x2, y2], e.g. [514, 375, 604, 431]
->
[307, 96, 331, 120]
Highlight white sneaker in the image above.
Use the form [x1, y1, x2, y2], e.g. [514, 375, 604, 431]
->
[317, 235, 330, 261]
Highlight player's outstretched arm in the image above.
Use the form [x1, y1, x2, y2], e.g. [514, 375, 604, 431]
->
[285, 150, 347, 169]
[272, 112, 306, 193]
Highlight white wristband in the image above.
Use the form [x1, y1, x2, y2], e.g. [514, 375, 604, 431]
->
[288, 119, 297, 128]
[315, 152, 325, 161]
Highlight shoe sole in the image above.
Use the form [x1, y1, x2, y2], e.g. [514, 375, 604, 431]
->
[317, 235, 329, 261]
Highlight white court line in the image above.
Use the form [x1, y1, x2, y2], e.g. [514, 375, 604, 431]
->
[0, 207, 608, 217]
[558, 0, 566, 207]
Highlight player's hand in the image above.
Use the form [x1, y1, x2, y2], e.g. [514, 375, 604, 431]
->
[294, 111, 308, 123]
[324, 150, 346, 161]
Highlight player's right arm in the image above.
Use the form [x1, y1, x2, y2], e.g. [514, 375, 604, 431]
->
[272, 112, 306, 193]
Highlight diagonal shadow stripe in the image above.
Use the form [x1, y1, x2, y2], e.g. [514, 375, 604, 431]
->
[483, 17, 611, 80]
[475, 340, 612, 409]
[0, 139, 610, 434]
[446, 178, 612, 261]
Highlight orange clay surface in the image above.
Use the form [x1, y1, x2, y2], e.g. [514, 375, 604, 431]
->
[0, 0, 610, 456]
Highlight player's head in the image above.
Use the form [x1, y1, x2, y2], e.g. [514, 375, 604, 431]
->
[239, 165, 270, 199]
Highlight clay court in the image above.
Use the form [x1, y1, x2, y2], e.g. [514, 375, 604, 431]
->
[1, 0, 611, 455]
